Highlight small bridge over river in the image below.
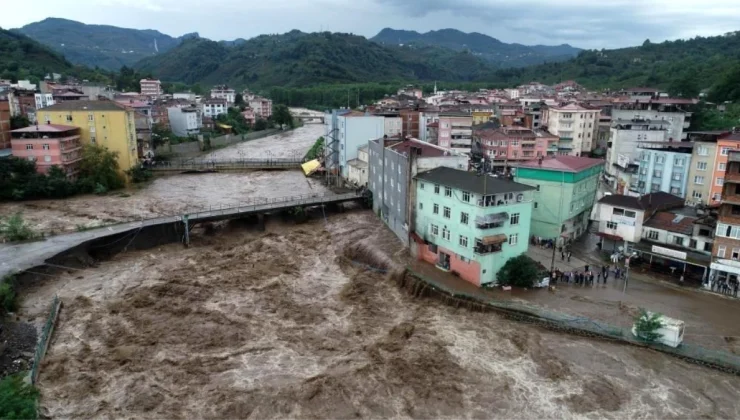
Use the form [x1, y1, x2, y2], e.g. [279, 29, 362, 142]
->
[292, 110, 325, 124]
[0, 191, 366, 279]
[149, 158, 304, 173]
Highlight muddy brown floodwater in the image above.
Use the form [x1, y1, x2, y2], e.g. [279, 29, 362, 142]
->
[0, 123, 328, 235]
[19, 212, 740, 419]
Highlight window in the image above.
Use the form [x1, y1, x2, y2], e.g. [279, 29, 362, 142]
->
[612, 208, 625, 216]
[420, 182, 424, 190]
[696, 161, 707, 171]
[88, 114, 94, 121]
[390, 179, 394, 188]
[718, 245, 726, 258]
[721, 147, 731, 156]
[719, 162, 727, 171]
[733, 249, 740, 261]
[462, 191, 470, 202]
[445, 186, 452, 197]
[508, 233, 518, 245]
[42, 143, 50, 150]
[25, 144, 33, 150]
[510, 213, 520, 225]
[689, 239, 697, 249]
[433, 203, 439, 214]
[536, 184, 540, 191]
[397, 183, 401, 193]
[66, 115, 73, 122]
[713, 193, 721, 201]
[431, 224, 439, 235]
[534, 202, 538, 208]
[443, 206, 451, 219]
[606, 221, 618, 230]
[697, 145, 709, 156]
[674, 158, 684, 166]
[442, 227, 450, 241]
[716, 178, 725, 186]
[647, 230, 659, 240]
[624, 210, 636, 218]
[694, 176, 704, 185]
[419, 203, 423, 210]
[44, 155, 51, 162]
[461, 212, 469, 225]
[673, 236, 684, 246]
[656, 156, 665, 164]
[654, 170, 662, 177]
[459, 235, 468, 248]
[434, 184, 440, 194]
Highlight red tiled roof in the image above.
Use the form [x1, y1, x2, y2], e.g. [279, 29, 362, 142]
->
[514, 155, 604, 172]
[644, 211, 697, 235]
[11, 124, 78, 133]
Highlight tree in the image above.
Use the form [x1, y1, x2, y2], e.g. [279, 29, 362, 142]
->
[254, 118, 268, 131]
[9, 115, 30, 130]
[76, 144, 124, 193]
[633, 308, 664, 343]
[0, 374, 39, 420]
[668, 68, 700, 98]
[234, 93, 245, 107]
[0, 212, 36, 242]
[496, 255, 540, 288]
[272, 104, 294, 129]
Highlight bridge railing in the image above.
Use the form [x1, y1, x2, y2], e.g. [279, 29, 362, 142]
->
[181, 191, 362, 220]
[148, 158, 304, 170]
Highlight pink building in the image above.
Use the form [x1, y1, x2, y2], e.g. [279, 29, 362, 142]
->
[248, 96, 272, 119]
[437, 112, 473, 154]
[242, 108, 256, 126]
[475, 125, 558, 169]
[11, 124, 83, 178]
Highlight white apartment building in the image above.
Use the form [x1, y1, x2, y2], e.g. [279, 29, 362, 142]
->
[167, 106, 202, 137]
[384, 117, 403, 137]
[34, 93, 55, 110]
[139, 79, 162, 97]
[201, 99, 228, 118]
[210, 85, 236, 104]
[542, 102, 600, 156]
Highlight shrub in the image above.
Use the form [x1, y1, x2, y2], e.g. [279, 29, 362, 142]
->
[496, 255, 540, 288]
[0, 213, 36, 242]
[126, 164, 153, 183]
[634, 308, 664, 343]
[0, 374, 39, 420]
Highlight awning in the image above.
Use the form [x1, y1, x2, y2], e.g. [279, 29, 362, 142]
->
[596, 232, 622, 241]
[301, 159, 321, 176]
[479, 233, 507, 245]
[475, 212, 508, 225]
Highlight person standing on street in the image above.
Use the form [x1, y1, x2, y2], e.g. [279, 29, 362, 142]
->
[567, 251, 572, 262]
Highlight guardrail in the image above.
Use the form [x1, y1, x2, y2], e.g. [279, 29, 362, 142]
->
[148, 158, 304, 171]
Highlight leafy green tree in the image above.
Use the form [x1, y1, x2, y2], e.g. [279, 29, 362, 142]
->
[305, 136, 324, 160]
[709, 62, 740, 103]
[76, 144, 124, 193]
[254, 118, 268, 131]
[9, 115, 30, 130]
[668, 68, 700, 98]
[234, 93, 245, 107]
[272, 104, 294, 129]
[496, 255, 540, 288]
[0, 374, 39, 419]
[634, 308, 664, 343]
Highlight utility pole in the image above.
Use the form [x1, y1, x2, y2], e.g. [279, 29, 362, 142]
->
[623, 256, 630, 294]
[550, 170, 566, 274]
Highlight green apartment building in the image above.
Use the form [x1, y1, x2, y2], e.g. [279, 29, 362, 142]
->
[513, 156, 604, 242]
[412, 167, 535, 286]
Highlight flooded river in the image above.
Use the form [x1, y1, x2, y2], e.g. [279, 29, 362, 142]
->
[20, 212, 740, 419]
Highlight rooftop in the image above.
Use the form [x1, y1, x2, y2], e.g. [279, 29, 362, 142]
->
[43, 100, 128, 112]
[415, 167, 535, 195]
[11, 124, 78, 133]
[644, 211, 697, 235]
[598, 192, 684, 211]
[514, 156, 605, 173]
[549, 102, 600, 111]
[388, 139, 454, 158]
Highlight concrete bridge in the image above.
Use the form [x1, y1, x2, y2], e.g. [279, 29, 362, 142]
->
[148, 158, 304, 173]
[0, 191, 366, 279]
[293, 115, 325, 124]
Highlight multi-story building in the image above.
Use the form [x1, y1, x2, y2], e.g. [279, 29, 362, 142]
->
[605, 117, 671, 194]
[39, 101, 139, 172]
[472, 110, 493, 125]
[324, 111, 385, 180]
[399, 109, 421, 138]
[709, 132, 740, 204]
[34, 93, 55, 110]
[210, 85, 236, 104]
[167, 106, 202, 137]
[368, 138, 468, 245]
[10, 124, 83, 177]
[595, 192, 685, 252]
[373, 111, 403, 137]
[610, 97, 694, 142]
[542, 102, 600, 156]
[710, 149, 740, 288]
[635, 142, 692, 198]
[513, 156, 603, 241]
[438, 112, 473, 154]
[475, 125, 558, 170]
[0, 98, 10, 150]
[241, 108, 256, 126]
[686, 132, 722, 206]
[139, 79, 162, 98]
[173, 92, 196, 101]
[248, 96, 272, 119]
[412, 167, 535, 286]
[201, 99, 228, 118]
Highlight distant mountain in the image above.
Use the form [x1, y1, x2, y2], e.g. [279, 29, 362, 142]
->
[14, 18, 192, 70]
[371, 28, 581, 67]
[134, 31, 496, 88]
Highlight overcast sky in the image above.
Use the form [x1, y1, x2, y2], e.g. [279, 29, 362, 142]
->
[3, 0, 740, 49]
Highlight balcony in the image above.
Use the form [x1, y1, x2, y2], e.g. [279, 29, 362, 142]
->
[451, 128, 472, 136]
[559, 117, 574, 123]
[726, 170, 740, 184]
[474, 235, 506, 255]
[729, 151, 740, 164]
[559, 137, 573, 142]
[721, 193, 740, 206]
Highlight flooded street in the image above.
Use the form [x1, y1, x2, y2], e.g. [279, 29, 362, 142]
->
[20, 212, 740, 419]
[0, 120, 327, 234]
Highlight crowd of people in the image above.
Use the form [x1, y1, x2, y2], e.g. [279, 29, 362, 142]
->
[550, 264, 626, 286]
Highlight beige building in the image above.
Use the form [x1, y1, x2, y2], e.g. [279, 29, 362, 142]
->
[686, 133, 722, 206]
[542, 102, 600, 156]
